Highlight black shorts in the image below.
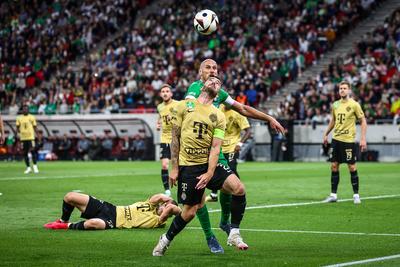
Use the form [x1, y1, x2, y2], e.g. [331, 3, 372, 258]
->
[224, 152, 239, 177]
[331, 139, 357, 164]
[160, 143, 171, 159]
[22, 140, 35, 154]
[178, 163, 232, 205]
[81, 196, 117, 229]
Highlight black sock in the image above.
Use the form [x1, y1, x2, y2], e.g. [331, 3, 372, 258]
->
[61, 201, 74, 222]
[32, 151, 37, 164]
[231, 194, 246, 228]
[161, 169, 169, 190]
[166, 214, 188, 241]
[24, 154, 30, 167]
[331, 171, 339, 193]
[68, 221, 85, 230]
[350, 171, 359, 194]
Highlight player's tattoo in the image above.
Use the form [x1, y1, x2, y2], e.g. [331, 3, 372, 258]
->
[171, 124, 181, 168]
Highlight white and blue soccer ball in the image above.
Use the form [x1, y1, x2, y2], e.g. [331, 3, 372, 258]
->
[193, 9, 219, 35]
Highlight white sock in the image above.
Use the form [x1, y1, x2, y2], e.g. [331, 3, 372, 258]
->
[210, 192, 218, 197]
[353, 194, 359, 198]
[330, 193, 337, 198]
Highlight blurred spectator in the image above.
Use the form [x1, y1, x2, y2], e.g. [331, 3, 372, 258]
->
[76, 134, 90, 160]
[88, 135, 101, 160]
[57, 134, 72, 160]
[101, 134, 113, 160]
[131, 135, 146, 160]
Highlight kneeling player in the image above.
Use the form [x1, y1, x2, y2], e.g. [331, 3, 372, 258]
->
[44, 192, 181, 230]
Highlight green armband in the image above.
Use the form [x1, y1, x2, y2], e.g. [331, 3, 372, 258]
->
[213, 128, 225, 139]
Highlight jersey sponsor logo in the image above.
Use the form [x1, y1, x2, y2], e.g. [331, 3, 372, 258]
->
[193, 121, 208, 139]
[162, 115, 172, 125]
[333, 129, 349, 136]
[124, 206, 133, 220]
[337, 113, 346, 124]
[184, 147, 210, 155]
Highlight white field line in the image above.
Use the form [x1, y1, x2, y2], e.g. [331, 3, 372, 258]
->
[322, 254, 400, 267]
[186, 227, 400, 237]
[0, 164, 323, 181]
[0, 171, 153, 181]
[207, 194, 400, 213]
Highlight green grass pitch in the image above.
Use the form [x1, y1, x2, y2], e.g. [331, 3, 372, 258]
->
[0, 161, 399, 266]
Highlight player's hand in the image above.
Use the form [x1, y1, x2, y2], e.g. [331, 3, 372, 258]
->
[360, 139, 367, 152]
[195, 172, 212, 190]
[323, 135, 328, 146]
[270, 118, 285, 135]
[156, 121, 161, 131]
[169, 168, 178, 188]
[0, 136, 4, 145]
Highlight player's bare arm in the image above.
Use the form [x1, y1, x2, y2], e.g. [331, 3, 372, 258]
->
[149, 194, 173, 205]
[323, 111, 336, 145]
[0, 115, 4, 144]
[156, 116, 161, 131]
[169, 124, 181, 187]
[159, 204, 182, 224]
[230, 101, 285, 134]
[195, 137, 222, 190]
[359, 116, 367, 151]
[235, 127, 251, 153]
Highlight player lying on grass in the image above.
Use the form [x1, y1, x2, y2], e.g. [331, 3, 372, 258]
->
[44, 192, 181, 230]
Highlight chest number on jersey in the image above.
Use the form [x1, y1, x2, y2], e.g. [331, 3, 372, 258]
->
[193, 121, 208, 139]
[337, 113, 346, 124]
[162, 115, 171, 125]
[136, 203, 151, 212]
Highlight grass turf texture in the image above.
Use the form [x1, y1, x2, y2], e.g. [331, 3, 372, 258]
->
[0, 161, 399, 266]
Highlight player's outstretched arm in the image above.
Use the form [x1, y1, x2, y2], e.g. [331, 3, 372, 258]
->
[230, 101, 285, 134]
[0, 115, 4, 144]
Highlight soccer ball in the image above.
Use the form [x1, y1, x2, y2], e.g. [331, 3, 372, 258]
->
[193, 9, 219, 35]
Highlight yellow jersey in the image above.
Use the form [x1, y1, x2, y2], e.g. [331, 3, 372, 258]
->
[221, 106, 250, 153]
[115, 200, 165, 229]
[332, 98, 365, 143]
[172, 99, 226, 166]
[157, 100, 179, 144]
[16, 114, 37, 141]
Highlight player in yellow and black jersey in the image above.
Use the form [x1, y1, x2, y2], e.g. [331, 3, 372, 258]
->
[323, 81, 367, 204]
[152, 75, 249, 257]
[44, 192, 181, 230]
[16, 105, 39, 174]
[156, 84, 179, 196]
[206, 104, 251, 202]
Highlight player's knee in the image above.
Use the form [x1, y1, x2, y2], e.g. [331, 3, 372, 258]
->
[161, 163, 168, 170]
[232, 182, 246, 196]
[84, 220, 104, 230]
[348, 164, 357, 172]
[64, 192, 76, 204]
[331, 164, 339, 172]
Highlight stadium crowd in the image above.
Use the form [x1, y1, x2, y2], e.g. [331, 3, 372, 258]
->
[0, 0, 385, 118]
[275, 8, 400, 124]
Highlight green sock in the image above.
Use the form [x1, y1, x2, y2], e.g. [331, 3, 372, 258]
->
[219, 191, 232, 225]
[196, 205, 214, 240]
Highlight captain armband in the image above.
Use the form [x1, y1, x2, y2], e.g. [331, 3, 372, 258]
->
[213, 128, 225, 139]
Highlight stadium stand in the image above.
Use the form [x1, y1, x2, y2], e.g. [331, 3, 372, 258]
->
[0, 0, 382, 115]
[276, 8, 400, 123]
